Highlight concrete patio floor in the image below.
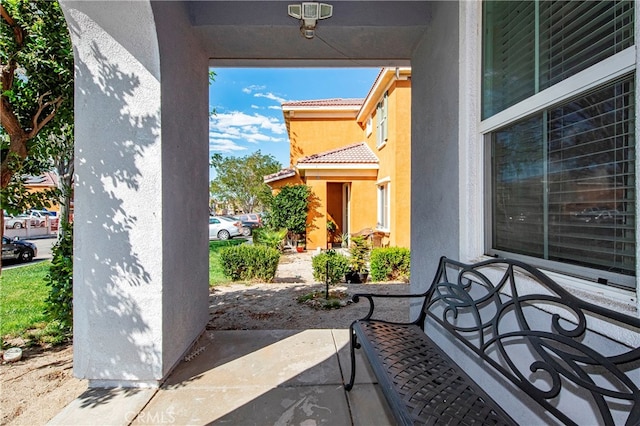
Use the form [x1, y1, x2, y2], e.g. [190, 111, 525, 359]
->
[48, 329, 395, 425]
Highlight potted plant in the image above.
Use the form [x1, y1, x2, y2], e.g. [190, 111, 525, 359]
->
[346, 235, 371, 283]
[296, 238, 305, 253]
[340, 232, 349, 248]
[326, 219, 337, 247]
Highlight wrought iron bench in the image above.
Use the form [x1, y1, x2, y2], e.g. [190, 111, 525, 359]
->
[345, 256, 640, 425]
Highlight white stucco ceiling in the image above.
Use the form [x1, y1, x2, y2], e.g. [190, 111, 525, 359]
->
[185, 1, 431, 66]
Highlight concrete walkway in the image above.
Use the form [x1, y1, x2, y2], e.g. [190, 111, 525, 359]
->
[49, 329, 395, 425]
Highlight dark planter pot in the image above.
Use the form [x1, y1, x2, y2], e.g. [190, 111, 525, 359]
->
[345, 270, 360, 284]
[345, 270, 368, 284]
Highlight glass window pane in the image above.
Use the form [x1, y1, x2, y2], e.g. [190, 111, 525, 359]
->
[492, 116, 544, 257]
[547, 78, 635, 275]
[482, 1, 536, 119]
[491, 75, 636, 282]
[482, 0, 635, 119]
[539, 1, 634, 89]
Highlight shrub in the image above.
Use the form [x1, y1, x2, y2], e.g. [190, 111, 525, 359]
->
[312, 250, 350, 285]
[252, 227, 287, 251]
[349, 235, 371, 273]
[370, 247, 411, 282]
[219, 244, 280, 282]
[44, 222, 74, 331]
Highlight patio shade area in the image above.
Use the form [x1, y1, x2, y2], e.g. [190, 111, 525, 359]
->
[50, 329, 396, 425]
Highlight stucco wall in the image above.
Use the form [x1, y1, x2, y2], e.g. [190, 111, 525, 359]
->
[151, 1, 210, 379]
[62, 0, 208, 386]
[410, 1, 460, 300]
[288, 118, 364, 165]
[373, 80, 411, 248]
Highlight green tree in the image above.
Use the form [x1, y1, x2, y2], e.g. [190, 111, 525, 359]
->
[268, 184, 311, 235]
[210, 151, 280, 213]
[0, 0, 73, 217]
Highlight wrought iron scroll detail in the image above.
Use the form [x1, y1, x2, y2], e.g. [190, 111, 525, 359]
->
[425, 258, 640, 426]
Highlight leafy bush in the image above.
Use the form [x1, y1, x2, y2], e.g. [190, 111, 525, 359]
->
[219, 244, 280, 282]
[252, 227, 287, 251]
[312, 250, 350, 285]
[267, 184, 311, 235]
[44, 222, 74, 331]
[370, 247, 411, 282]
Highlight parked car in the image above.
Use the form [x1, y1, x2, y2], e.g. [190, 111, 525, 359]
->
[238, 213, 262, 225]
[1, 236, 37, 263]
[6, 211, 47, 228]
[3, 214, 26, 229]
[209, 216, 242, 240]
[227, 215, 262, 236]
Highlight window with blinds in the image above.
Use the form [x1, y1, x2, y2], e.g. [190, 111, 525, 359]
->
[482, 1, 634, 119]
[491, 75, 636, 286]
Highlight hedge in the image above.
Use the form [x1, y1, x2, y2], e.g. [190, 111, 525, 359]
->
[370, 247, 410, 282]
[219, 244, 281, 282]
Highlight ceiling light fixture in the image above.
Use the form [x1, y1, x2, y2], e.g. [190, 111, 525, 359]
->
[287, 2, 333, 39]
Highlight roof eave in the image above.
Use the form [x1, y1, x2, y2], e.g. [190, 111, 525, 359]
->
[297, 163, 379, 170]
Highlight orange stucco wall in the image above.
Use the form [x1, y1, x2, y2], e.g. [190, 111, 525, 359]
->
[282, 71, 411, 250]
[287, 117, 364, 165]
[363, 79, 412, 248]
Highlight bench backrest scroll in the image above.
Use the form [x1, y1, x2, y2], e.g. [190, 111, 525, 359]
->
[420, 256, 640, 426]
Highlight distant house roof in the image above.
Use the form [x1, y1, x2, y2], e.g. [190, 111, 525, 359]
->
[264, 168, 297, 184]
[282, 98, 364, 108]
[297, 142, 378, 166]
[24, 172, 58, 187]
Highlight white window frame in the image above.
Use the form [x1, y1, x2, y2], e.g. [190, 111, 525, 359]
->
[377, 177, 391, 231]
[458, 0, 639, 323]
[480, 18, 637, 292]
[376, 91, 388, 148]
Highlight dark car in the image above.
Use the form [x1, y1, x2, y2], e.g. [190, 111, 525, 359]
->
[2, 236, 38, 263]
[231, 216, 262, 236]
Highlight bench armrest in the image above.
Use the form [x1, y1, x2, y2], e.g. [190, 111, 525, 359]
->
[352, 292, 426, 323]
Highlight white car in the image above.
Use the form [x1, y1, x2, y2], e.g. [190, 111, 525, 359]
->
[4, 214, 26, 229]
[208, 216, 242, 240]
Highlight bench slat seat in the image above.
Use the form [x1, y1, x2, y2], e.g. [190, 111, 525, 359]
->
[353, 320, 516, 425]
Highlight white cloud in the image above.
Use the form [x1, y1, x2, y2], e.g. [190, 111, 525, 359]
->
[242, 84, 266, 94]
[209, 138, 248, 153]
[209, 111, 287, 151]
[268, 105, 282, 110]
[211, 111, 286, 135]
[250, 104, 261, 109]
[254, 92, 287, 104]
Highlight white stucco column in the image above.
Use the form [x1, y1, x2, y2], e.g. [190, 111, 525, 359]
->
[61, 1, 209, 387]
[410, 0, 461, 303]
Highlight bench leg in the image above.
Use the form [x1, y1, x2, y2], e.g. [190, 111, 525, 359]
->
[344, 323, 359, 391]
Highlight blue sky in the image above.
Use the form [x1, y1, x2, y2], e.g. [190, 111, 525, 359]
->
[208, 68, 381, 179]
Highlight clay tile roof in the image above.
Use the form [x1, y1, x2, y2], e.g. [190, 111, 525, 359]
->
[297, 142, 378, 164]
[24, 172, 58, 187]
[264, 168, 296, 183]
[282, 98, 364, 108]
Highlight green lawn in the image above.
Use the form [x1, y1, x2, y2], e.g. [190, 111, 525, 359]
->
[0, 261, 51, 337]
[1, 240, 245, 341]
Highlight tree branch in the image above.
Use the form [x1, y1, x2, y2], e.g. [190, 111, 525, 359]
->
[27, 92, 63, 138]
[0, 4, 25, 47]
